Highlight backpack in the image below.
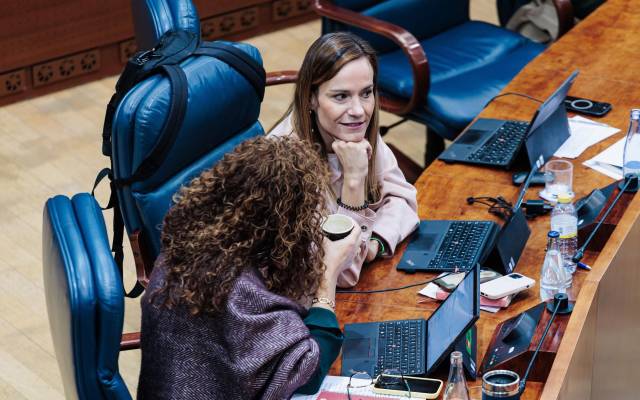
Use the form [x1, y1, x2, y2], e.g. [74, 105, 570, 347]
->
[94, 30, 266, 297]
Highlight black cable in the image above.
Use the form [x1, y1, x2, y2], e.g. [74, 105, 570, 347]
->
[484, 91, 544, 109]
[336, 272, 455, 294]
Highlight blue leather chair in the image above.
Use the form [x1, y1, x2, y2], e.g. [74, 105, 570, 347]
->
[314, 0, 574, 164]
[43, 194, 134, 399]
[108, 0, 265, 286]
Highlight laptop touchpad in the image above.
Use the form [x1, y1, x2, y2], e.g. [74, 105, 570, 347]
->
[344, 338, 371, 358]
[457, 129, 487, 145]
[416, 233, 439, 251]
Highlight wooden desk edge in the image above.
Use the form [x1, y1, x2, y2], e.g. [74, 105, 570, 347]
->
[540, 192, 640, 399]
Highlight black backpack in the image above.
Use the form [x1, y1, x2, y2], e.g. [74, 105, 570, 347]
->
[94, 30, 266, 297]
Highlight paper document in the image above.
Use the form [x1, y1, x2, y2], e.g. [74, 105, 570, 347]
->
[583, 137, 626, 180]
[554, 116, 620, 159]
[291, 375, 421, 399]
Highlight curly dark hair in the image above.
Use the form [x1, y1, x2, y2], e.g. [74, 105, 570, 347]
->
[154, 136, 331, 315]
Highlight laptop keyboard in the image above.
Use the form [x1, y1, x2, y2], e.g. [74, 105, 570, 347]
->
[427, 221, 493, 271]
[375, 320, 423, 376]
[467, 121, 529, 165]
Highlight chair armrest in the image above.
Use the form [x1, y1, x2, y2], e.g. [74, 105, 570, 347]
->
[267, 70, 298, 86]
[121, 332, 141, 350]
[313, 0, 429, 115]
[550, 0, 575, 38]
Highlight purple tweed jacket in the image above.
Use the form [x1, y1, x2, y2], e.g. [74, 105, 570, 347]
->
[137, 261, 320, 399]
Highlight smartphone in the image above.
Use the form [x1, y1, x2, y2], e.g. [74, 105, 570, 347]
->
[480, 273, 535, 300]
[372, 374, 443, 399]
[564, 95, 612, 117]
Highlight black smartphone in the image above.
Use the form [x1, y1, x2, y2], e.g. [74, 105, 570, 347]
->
[564, 95, 612, 117]
[372, 374, 443, 399]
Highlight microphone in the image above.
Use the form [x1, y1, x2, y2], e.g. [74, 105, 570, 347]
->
[482, 293, 572, 400]
[518, 293, 573, 394]
[572, 174, 638, 263]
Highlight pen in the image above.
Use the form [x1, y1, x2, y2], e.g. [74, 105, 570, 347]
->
[577, 261, 592, 271]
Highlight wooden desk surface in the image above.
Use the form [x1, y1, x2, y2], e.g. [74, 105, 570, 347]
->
[332, 1, 640, 398]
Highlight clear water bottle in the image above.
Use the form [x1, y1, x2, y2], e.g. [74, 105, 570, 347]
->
[622, 109, 640, 192]
[443, 351, 470, 400]
[550, 192, 578, 276]
[540, 231, 570, 302]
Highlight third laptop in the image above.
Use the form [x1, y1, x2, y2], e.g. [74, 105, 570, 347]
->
[438, 70, 578, 169]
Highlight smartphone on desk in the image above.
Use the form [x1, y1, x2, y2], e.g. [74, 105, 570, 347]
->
[480, 273, 535, 300]
[372, 374, 443, 399]
[564, 95, 612, 117]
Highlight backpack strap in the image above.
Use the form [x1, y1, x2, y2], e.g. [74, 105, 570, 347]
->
[194, 41, 266, 101]
[113, 64, 189, 187]
[91, 168, 145, 298]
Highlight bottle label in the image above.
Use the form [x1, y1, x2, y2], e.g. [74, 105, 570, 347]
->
[551, 215, 578, 239]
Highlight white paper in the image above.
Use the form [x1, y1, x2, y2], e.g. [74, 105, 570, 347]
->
[291, 375, 423, 399]
[417, 282, 441, 299]
[480, 305, 501, 313]
[583, 137, 626, 180]
[554, 116, 620, 159]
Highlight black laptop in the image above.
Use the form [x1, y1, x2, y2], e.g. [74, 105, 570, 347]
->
[439, 70, 579, 169]
[397, 220, 498, 273]
[341, 264, 480, 377]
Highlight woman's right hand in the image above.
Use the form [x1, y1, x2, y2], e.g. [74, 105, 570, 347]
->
[331, 140, 371, 182]
[321, 223, 361, 284]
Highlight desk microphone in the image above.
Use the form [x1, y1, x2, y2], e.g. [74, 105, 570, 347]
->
[572, 174, 639, 263]
[481, 293, 573, 400]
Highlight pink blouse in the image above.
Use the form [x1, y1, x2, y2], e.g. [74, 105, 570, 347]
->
[269, 115, 419, 287]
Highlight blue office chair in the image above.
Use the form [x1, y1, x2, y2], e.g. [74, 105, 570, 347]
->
[43, 194, 135, 399]
[314, 0, 574, 164]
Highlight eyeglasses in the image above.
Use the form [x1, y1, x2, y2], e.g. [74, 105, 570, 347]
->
[347, 369, 412, 399]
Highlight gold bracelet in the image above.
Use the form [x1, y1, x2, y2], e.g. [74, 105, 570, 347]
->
[311, 297, 336, 310]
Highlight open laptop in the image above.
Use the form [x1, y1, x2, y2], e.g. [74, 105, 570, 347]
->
[439, 70, 579, 169]
[397, 220, 499, 273]
[341, 264, 480, 377]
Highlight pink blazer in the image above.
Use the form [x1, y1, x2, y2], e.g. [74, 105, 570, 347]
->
[269, 115, 419, 287]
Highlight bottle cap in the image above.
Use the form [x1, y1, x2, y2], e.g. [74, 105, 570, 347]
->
[557, 192, 573, 203]
[548, 230, 560, 238]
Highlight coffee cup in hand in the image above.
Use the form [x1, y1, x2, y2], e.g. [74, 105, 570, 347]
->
[322, 214, 355, 241]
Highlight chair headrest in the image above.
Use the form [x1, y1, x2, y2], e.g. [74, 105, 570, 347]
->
[131, 0, 201, 50]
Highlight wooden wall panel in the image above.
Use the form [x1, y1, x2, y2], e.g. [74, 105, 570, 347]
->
[0, 0, 317, 106]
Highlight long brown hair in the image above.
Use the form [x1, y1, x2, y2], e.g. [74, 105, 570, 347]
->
[153, 136, 331, 315]
[276, 32, 381, 202]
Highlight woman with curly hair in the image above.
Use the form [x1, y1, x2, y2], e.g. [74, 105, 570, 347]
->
[137, 136, 360, 399]
[270, 32, 419, 288]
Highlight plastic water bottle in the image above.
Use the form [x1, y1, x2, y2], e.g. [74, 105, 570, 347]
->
[540, 231, 570, 302]
[443, 351, 470, 400]
[550, 192, 578, 276]
[622, 109, 640, 191]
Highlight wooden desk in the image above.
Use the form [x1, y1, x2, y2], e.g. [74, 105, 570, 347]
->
[333, 1, 640, 398]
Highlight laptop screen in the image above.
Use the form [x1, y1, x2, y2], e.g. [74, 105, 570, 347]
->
[528, 70, 579, 134]
[426, 265, 479, 372]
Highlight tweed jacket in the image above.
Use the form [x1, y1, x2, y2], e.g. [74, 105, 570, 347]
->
[137, 262, 320, 400]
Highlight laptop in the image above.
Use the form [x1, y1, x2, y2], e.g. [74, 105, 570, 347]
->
[341, 264, 480, 377]
[439, 70, 579, 169]
[397, 220, 499, 273]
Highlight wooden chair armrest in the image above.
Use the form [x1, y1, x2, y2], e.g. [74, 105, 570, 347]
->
[266, 70, 298, 86]
[551, 0, 575, 38]
[120, 332, 141, 350]
[313, 0, 429, 115]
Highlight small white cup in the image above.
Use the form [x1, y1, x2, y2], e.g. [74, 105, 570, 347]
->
[321, 214, 355, 241]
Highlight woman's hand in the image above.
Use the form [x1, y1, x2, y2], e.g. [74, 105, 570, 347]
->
[321, 223, 361, 283]
[332, 140, 371, 207]
[313, 224, 361, 312]
[365, 238, 379, 262]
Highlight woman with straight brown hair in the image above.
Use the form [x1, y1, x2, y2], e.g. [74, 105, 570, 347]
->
[270, 32, 419, 287]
